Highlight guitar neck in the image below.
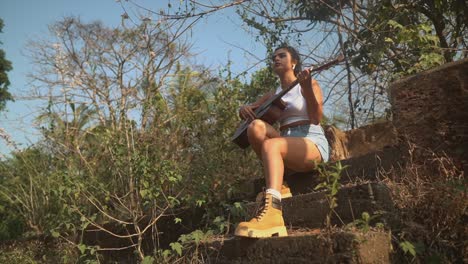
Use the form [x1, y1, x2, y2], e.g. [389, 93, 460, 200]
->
[256, 54, 344, 114]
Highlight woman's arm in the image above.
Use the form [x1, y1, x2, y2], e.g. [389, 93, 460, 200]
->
[299, 71, 323, 124]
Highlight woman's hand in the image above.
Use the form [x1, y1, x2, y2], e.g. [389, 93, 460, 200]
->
[298, 68, 323, 124]
[297, 68, 312, 87]
[239, 105, 257, 120]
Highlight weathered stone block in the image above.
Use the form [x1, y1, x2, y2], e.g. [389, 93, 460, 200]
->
[250, 147, 403, 197]
[204, 230, 391, 263]
[325, 121, 398, 162]
[239, 121, 400, 201]
[245, 183, 394, 229]
[389, 58, 468, 174]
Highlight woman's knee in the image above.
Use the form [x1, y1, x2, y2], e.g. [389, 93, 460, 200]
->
[261, 138, 284, 156]
[247, 119, 267, 140]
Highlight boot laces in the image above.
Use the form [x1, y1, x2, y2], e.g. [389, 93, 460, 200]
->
[253, 193, 268, 221]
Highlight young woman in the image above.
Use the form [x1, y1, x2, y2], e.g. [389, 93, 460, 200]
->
[235, 44, 330, 238]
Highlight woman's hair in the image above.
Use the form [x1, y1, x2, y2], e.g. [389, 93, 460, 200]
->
[274, 44, 302, 76]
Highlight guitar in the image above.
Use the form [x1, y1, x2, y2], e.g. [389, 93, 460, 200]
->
[231, 54, 345, 149]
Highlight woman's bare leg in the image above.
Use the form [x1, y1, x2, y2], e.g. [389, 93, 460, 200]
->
[261, 137, 322, 191]
[247, 119, 280, 158]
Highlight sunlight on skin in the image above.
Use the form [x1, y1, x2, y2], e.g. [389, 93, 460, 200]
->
[244, 47, 324, 192]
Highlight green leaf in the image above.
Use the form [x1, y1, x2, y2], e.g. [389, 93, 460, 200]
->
[141, 256, 155, 264]
[196, 199, 205, 207]
[51, 231, 60, 238]
[331, 187, 338, 196]
[419, 23, 432, 33]
[170, 242, 183, 256]
[376, 222, 384, 229]
[314, 183, 326, 190]
[78, 244, 87, 254]
[168, 176, 178, 182]
[213, 216, 224, 223]
[191, 229, 204, 244]
[362, 212, 370, 222]
[162, 249, 172, 258]
[174, 217, 182, 224]
[399, 240, 417, 257]
[387, 20, 403, 29]
[167, 196, 180, 206]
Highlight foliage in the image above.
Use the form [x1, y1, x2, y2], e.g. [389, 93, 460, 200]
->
[0, 237, 79, 264]
[383, 142, 466, 263]
[293, 0, 352, 22]
[345, 211, 384, 233]
[234, 0, 467, 128]
[125, 0, 467, 128]
[2, 1, 465, 262]
[399, 240, 417, 258]
[0, 18, 13, 112]
[0, 147, 79, 237]
[346, 0, 465, 79]
[0, 209, 24, 241]
[240, 67, 279, 102]
[0, 15, 274, 262]
[0, 249, 36, 264]
[314, 161, 346, 230]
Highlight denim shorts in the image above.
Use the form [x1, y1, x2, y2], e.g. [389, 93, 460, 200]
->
[280, 124, 330, 163]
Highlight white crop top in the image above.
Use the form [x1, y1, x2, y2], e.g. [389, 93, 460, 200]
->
[275, 83, 310, 127]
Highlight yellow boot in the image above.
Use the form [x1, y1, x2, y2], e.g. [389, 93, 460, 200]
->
[255, 184, 292, 203]
[235, 193, 288, 238]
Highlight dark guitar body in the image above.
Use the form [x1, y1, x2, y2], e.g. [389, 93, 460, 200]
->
[231, 99, 286, 149]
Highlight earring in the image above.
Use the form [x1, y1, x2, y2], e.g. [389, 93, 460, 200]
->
[292, 64, 296, 69]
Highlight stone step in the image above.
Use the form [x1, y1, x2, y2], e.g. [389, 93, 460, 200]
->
[247, 146, 402, 199]
[243, 183, 394, 229]
[202, 229, 391, 263]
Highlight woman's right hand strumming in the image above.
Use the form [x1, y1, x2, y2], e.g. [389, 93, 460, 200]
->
[239, 105, 257, 120]
[239, 91, 273, 121]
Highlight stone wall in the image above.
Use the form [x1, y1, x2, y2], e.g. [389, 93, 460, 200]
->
[324, 121, 398, 162]
[389, 58, 468, 174]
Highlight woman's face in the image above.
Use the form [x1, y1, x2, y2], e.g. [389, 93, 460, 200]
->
[272, 48, 295, 75]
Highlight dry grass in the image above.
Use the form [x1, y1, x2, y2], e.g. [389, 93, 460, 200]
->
[378, 140, 466, 263]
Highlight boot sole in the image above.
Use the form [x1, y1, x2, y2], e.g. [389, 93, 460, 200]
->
[234, 226, 288, 238]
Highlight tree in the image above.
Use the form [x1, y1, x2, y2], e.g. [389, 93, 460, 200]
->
[25, 17, 197, 260]
[19, 16, 263, 260]
[0, 18, 13, 112]
[0, 18, 16, 155]
[347, 0, 467, 77]
[126, 0, 467, 129]
[235, 0, 467, 127]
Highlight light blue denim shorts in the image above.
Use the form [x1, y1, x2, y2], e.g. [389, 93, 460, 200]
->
[280, 124, 330, 163]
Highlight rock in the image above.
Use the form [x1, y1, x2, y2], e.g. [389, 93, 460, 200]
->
[389, 58, 468, 174]
[324, 121, 398, 162]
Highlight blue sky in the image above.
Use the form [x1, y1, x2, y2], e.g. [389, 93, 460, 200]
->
[0, 0, 266, 156]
